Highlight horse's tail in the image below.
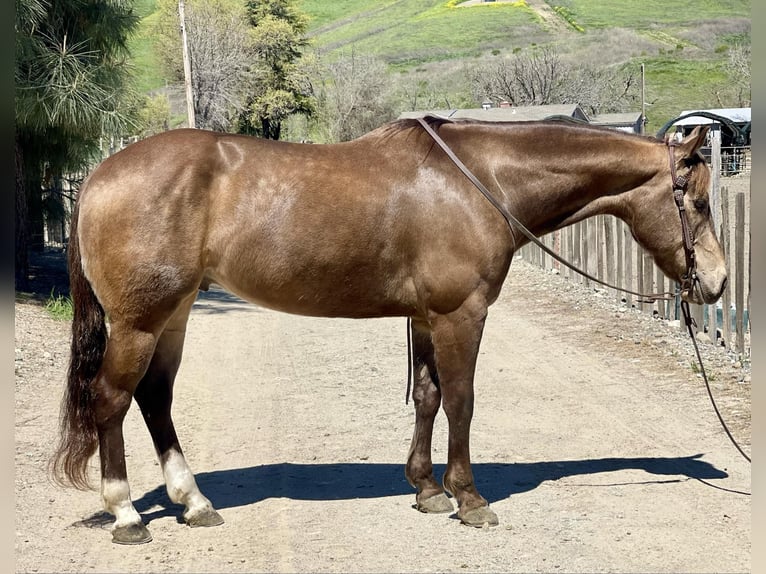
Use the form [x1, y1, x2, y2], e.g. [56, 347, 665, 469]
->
[51, 194, 107, 490]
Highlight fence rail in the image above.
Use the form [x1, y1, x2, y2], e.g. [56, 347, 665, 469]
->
[518, 183, 750, 360]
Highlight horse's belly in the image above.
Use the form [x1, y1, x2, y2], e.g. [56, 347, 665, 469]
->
[205, 261, 415, 319]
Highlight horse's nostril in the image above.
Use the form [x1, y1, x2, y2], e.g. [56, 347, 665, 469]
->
[719, 276, 728, 298]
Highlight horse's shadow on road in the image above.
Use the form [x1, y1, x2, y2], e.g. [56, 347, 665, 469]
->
[115, 454, 726, 526]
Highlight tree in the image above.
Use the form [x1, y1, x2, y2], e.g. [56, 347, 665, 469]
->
[471, 46, 639, 115]
[15, 0, 139, 289]
[152, 0, 313, 138]
[312, 51, 396, 143]
[239, 0, 314, 139]
[394, 68, 475, 113]
[153, 0, 255, 131]
[725, 43, 750, 107]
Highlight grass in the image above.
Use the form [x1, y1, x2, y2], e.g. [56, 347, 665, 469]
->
[550, 0, 750, 30]
[303, 0, 546, 66]
[641, 55, 730, 134]
[128, 0, 167, 94]
[44, 290, 74, 321]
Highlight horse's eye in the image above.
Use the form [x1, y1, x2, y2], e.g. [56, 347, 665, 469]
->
[693, 198, 709, 213]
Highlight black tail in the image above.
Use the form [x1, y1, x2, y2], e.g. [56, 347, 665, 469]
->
[51, 194, 107, 490]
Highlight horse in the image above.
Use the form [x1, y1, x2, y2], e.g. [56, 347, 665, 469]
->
[52, 116, 727, 544]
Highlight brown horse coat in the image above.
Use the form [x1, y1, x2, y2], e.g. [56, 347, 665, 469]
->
[54, 117, 726, 544]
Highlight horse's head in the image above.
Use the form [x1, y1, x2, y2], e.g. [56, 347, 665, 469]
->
[630, 126, 727, 305]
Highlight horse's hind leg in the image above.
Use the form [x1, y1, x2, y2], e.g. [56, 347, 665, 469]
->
[133, 293, 224, 529]
[405, 320, 453, 514]
[94, 323, 161, 544]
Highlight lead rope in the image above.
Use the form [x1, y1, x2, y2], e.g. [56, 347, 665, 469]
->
[680, 301, 751, 463]
[668, 143, 751, 465]
[406, 317, 413, 404]
[413, 118, 752, 466]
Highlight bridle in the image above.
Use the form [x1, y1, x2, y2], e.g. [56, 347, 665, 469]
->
[667, 141, 699, 302]
[410, 117, 751, 466]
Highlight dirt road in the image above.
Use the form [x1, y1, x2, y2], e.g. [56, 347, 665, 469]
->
[15, 260, 750, 573]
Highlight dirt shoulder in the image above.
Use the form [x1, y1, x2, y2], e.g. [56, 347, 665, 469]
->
[15, 258, 750, 573]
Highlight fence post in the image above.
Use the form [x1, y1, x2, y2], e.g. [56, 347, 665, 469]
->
[707, 125, 722, 342]
[643, 252, 653, 315]
[583, 219, 591, 288]
[574, 221, 582, 285]
[735, 192, 746, 357]
[615, 219, 623, 304]
[624, 223, 633, 308]
[604, 216, 614, 299]
[596, 215, 604, 284]
[721, 186, 732, 349]
[636, 244, 644, 312]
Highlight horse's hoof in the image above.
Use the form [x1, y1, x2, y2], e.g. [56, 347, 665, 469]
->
[459, 505, 499, 528]
[111, 523, 153, 545]
[416, 492, 454, 514]
[185, 507, 225, 528]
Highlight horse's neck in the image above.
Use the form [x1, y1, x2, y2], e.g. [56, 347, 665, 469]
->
[478, 126, 663, 236]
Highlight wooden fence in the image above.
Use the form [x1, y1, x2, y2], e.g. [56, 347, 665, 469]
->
[518, 182, 750, 360]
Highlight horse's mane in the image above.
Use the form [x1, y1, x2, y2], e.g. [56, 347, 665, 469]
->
[373, 113, 663, 144]
[373, 114, 454, 138]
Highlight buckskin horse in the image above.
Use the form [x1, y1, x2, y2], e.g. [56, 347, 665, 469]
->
[52, 116, 726, 544]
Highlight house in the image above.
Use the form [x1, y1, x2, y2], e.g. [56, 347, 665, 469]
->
[399, 104, 645, 133]
[590, 112, 645, 134]
[399, 103, 590, 123]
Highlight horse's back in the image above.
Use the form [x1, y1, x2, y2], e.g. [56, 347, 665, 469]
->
[74, 125, 512, 321]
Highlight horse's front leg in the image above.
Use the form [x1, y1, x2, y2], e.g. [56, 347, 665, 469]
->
[431, 298, 499, 527]
[405, 320, 453, 514]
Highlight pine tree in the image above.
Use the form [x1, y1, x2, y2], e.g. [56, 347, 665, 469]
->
[15, 0, 139, 288]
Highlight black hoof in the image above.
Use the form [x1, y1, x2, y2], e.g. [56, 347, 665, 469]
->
[185, 507, 225, 528]
[459, 505, 499, 528]
[416, 492, 454, 514]
[112, 522, 153, 545]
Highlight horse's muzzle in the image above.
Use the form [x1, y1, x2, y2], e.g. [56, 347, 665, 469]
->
[682, 275, 727, 305]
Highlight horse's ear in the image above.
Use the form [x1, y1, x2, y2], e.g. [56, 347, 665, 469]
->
[675, 125, 710, 159]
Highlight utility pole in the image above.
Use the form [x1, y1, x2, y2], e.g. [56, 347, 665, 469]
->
[640, 63, 646, 135]
[179, 0, 195, 128]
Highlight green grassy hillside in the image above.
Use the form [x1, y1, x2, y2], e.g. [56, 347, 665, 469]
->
[128, 0, 164, 94]
[303, 1, 548, 67]
[129, 0, 750, 132]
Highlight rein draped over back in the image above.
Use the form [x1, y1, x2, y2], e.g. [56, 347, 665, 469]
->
[416, 117, 678, 303]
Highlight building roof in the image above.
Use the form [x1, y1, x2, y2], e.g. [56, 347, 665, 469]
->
[672, 108, 751, 126]
[590, 112, 643, 126]
[399, 104, 588, 122]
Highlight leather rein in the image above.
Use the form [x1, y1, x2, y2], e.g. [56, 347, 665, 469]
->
[414, 117, 751, 465]
[417, 117, 693, 303]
